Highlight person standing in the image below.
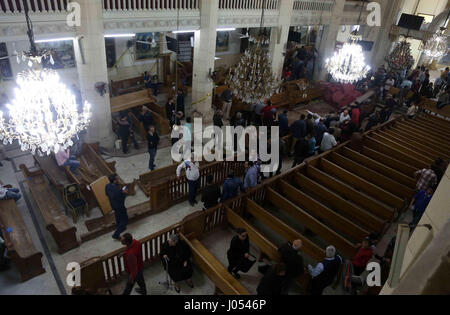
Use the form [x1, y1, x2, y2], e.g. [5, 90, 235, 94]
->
[257, 263, 287, 295]
[221, 88, 233, 120]
[166, 98, 176, 126]
[278, 110, 289, 137]
[227, 228, 250, 279]
[121, 233, 147, 295]
[409, 187, 434, 227]
[351, 237, 373, 276]
[278, 240, 304, 294]
[253, 101, 265, 126]
[243, 162, 259, 190]
[105, 174, 128, 240]
[201, 175, 221, 210]
[160, 234, 194, 293]
[289, 114, 307, 156]
[320, 128, 337, 153]
[307, 245, 342, 295]
[176, 159, 200, 206]
[314, 118, 328, 146]
[146, 126, 159, 171]
[138, 106, 155, 133]
[213, 110, 224, 129]
[176, 88, 185, 115]
[414, 166, 437, 192]
[118, 114, 131, 154]
[292, 137, 308, 168]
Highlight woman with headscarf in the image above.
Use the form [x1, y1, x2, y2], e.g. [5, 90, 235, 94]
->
[160, 234, 194, 293]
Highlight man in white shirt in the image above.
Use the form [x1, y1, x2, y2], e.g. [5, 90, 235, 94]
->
[320, 128, 338, 153]
[307, 246, 343, 295]
[339, 109, 351, 124]
[176, 158, 200, 206]
[384, 75, 395, 98]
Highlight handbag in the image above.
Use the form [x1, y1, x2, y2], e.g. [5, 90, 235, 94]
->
[237, 254, 256, 273]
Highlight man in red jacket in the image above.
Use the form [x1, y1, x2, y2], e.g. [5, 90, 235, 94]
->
[121, 233, 147, 295]
[351, 237, 373, 276]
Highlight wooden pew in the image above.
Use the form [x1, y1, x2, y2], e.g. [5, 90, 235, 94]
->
[294, 173, 386, 236]
[368, 133, 434, 166]
[376, 129, 446, 159]
[20, 165, 79, 254]
[246, 199, 325, 262]
[399, 120, 450, 143]
[364, 136, 428, 170]
[327, 152, 414, 200]
[305, 164, 394, 221]
[360, 146, 417, 177]
[392, 123, 450, 153]
[416, 115, 450, 130]
[265, 188, 358, 258]
[110, 75, 145, 96]
[339, 147, 416, 189]
[379, 127, 450, 158]
[319, 158, 404, 210]
[414, 117, 450, 134]
[0, 200, 45, 281]
[110, 89, 157, 113]
[180, 234, 249, 295]
[33, 154, 70, 192]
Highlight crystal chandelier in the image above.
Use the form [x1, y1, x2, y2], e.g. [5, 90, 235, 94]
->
[325, 34, 371, 84]
[0, 1, 91, 156]
[423, 27, 448, 60]
[225, 0, 279, 104]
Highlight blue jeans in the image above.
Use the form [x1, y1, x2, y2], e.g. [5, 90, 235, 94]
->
[187, 179, 199, 204]
[112, 208, 128, 239]
[5, 188, 21, 201]
[64, 158, 80, 174]
[148, 148, 157, 170]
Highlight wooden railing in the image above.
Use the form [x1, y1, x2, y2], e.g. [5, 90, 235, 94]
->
[78, 223, 181, 290]
[0, 0, 67, 13]
[102, 0, 199, 11]
[218, 0, 278, 10]
[293, 0, 334, 11]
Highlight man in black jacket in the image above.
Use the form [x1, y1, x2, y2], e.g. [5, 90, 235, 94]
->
[138, 106, 155, 132]
[213, 110, 224, 129]
[257, 263, 287, 295]
[201, 175, 221, 210]
[278, 240, 304, 293]
[147, 126, 159, 171]
[227, 228, 250, 279]
[105, 173, 128, 240]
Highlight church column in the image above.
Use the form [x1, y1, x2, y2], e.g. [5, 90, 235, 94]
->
[314, 0, 346, 81]
[269, 0, 294, 80]
[370, 0, 405, 69]
[74, 0, 114, 147]
[191, 0, 219, 124]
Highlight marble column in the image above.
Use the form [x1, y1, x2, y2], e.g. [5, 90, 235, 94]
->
[74, 0, 114, 148]
[314, 0, 346, 81]
[191, 0, 219, 124]
[370, 0, 405, 69]
[269, 0, 294, 80]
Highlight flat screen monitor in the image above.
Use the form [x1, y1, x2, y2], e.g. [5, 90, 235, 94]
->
[358, 40, 374, 52]
[397, 14, 424, 31]
[166, 36, 178, 53]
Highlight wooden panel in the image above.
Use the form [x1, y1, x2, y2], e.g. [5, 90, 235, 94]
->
[293, 173, 385, 233]
[180, 234, 249, 295]
[90, 176, 113, 215]
[364, 136, 428, 170]
[246, 199, 324, 262]
[306, 165, 394, 221]
[399, 120, 450, 143]
[361, 146, 417, 177]
[414, 117, 450, 134]
[319, 158, 404, 209]
[416, 115, 450, 129]
[33, 154, 69, 191]
[279, 179, 369, 241]
[340, 146, 416, 189]
[328, 152, 414, 200]
[225, 207, 280, 262]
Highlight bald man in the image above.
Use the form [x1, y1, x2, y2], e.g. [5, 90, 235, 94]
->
[278, 240, 304, 293]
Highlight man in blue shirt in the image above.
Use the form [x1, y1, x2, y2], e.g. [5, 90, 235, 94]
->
[409, 187, 434, 227]
[306, 134, 317, 157]
[221, 171, 246, 203]
[314, 118, 328, 146]
[278, 110, 289, 137]
[244, 162, 259, 190]
[289, 114, 307, 156]
[105, 173, 128, 240]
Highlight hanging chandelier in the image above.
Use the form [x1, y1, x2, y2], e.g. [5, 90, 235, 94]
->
[0, 1, 91, 156]
[325, 1, 370, 84]
[225, 0, 279, 104]
[325, 34, 371, 84]
[386, 40, 415, 71]
[423, 27, 448, 60]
